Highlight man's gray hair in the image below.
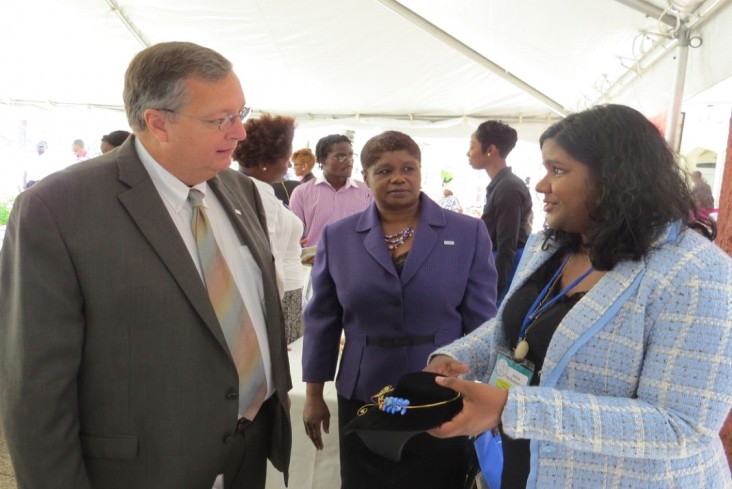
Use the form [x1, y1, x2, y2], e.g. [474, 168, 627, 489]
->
[123, 42, 233, 132]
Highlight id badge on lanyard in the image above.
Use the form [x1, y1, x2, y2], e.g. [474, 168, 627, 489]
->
[479, 346, 534, 489]
[491, 253, 593, 390]
[488, 346, 535, 390]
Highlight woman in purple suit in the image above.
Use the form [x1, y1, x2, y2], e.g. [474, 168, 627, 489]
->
[301, 131, 498, 488]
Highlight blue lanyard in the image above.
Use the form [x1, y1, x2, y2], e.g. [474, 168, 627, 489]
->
[519, 255, 594, 340]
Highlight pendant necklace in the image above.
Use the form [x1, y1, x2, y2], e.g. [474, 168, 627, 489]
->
[279, 182, 290, 201]
[384, 225, 415, 250]
[514, 255, 594, 361]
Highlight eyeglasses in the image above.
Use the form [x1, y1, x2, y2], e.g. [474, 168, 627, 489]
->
[330, 152, 357, 163]
[157, 107, 252, 132]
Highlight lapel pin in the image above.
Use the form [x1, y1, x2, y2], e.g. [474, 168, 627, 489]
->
[444, 240, 455, 246]
[234, 209, 242, 215]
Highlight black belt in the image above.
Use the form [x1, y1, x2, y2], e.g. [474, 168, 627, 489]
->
[236, 417, 253, 433]
[235, 394, 276, 433]
[365, 335, 435, 348]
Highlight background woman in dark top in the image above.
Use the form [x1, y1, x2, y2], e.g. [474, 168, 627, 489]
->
[292, 147, 316, 183]
[426, 104, 732, 488]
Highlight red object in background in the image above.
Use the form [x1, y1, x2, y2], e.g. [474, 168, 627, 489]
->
[721, 412, 732, 469]
[648, 112, 666, 136]
[716, 109, 732, 473]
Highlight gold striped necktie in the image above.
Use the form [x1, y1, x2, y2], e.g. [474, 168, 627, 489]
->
[188, 189, 267, 420]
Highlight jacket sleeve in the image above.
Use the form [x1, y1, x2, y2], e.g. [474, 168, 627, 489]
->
[502, 241, 732, 460]
[288, 185, 306, 230]
[458, 218, 498, 334]
[301, 227, 343, 382]
[0, 191, 92, 488]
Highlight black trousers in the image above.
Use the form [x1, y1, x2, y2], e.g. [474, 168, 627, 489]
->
[222, 396, 276, 489]
[338, 395, 472, 489]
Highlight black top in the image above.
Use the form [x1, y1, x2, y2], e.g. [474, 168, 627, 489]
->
[270, 180, 300, 207]
[498, 251, 584, 488]
[301, 172, 315, 183]
[391, 251, 409, 275]
[481, 167, 533, 297]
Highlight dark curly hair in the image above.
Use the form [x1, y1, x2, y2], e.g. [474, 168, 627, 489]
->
[474, 120, 517, 158]
[360, 131, 421, 171]
[232, 114, 295, 169]
[539, 104, 694, 270]
[315, 134, 352, 166]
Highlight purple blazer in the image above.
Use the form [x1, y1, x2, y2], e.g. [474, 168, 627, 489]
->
[302, 193, 497, 402]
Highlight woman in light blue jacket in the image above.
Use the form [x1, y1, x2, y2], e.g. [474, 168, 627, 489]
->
[427, 104, 732, 488]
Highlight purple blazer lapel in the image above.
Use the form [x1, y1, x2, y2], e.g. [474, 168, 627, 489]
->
[357, 195, 447, 284]
[359, 204, 398, 278]
[399, 223, 437, 286]
[399, 195, 445, 286]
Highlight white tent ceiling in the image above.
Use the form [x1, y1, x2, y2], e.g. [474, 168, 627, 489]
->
[1, 0, 731, 136]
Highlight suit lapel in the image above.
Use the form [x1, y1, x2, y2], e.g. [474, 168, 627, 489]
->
[359, 195, 445, 285]
[116, 143, 231, 355]
[359, 205, 398, 278]
[209, 174, 287, 362]
[400, 195, 443, 286]
[540, 252, 647, 383]
[399, 221, 437, 286]
[208, 175, 274, 279]
[209, 174, 288, 373]
[507, 226, 677, 384]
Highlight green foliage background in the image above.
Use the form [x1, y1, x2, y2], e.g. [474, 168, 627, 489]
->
[440, 170, 453, 185]
[0, 201, 12, 226]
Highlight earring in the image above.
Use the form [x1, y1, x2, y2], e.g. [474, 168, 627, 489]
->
[487, 153, 491, 156]
[262, 166, 268, 171]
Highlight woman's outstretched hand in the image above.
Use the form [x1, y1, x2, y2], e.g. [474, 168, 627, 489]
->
[427, 376, 508, 439]
[423, 354, 469, 377]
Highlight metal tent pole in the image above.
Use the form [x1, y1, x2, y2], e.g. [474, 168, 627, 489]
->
[664, 28, 690, 150]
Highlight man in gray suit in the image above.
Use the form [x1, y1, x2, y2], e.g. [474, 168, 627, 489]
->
[0, 42, 291, 489]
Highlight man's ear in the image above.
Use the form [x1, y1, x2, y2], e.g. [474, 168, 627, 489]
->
[144, 109, 171, 142]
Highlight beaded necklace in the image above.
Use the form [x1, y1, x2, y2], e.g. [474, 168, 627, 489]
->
[383, 225, 415, 250]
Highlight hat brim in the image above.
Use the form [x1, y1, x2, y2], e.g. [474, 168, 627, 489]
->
[344, 371, 462, 461]
[354, 429, 423, 462]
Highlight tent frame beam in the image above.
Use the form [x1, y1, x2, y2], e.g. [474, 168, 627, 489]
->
[374, 0, 569, 118]
[599, 0, 731, 102]
[612, 0, 680, 27]
[0, 97, 561, 125]
[105, 0, 149, 48]
[597, 0, 731, 147]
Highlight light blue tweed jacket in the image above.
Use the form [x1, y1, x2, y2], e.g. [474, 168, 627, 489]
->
[433, 223, 732, 488]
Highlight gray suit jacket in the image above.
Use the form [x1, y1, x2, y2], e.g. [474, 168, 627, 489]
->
[0, 136, 292, 488]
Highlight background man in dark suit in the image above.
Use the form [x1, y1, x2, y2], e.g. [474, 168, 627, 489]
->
[0, 41, 291, 489]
